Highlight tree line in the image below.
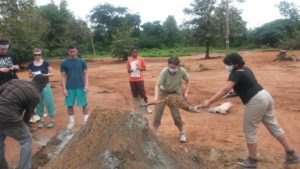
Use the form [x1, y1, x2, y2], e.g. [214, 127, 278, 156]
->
[0, 0, 299, 61]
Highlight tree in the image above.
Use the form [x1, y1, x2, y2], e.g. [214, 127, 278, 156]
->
[111, 27, 137, 60]
[162, 16, 181, 47]
[215, 1, 247, 47]
[90, 3, 140, 49]
[278, 1, 300, 22]
[184, 0, 218, 58]
[223, 0, 246, 54]
[65, 19, 92, 53]
[0, 0, 48, 61]
[249, 19, 294, 47]
[39, 0, 91, 57]
[139, 21, 164, 48]
[276, 1, 300, 49]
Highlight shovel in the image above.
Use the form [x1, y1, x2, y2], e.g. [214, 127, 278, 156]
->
[140, 95, 204, 113]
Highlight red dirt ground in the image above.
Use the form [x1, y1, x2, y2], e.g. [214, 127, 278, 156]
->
[5, 50, 300, 169]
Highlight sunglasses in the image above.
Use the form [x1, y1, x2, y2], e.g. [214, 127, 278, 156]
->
[34, 54, 41, 56]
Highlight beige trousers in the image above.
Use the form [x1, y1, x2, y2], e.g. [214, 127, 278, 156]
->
[243, 90, 284, 144]
[152, 90, 184, 127]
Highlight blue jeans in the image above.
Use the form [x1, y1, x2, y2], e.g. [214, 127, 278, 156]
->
[0, 122, 32, 169]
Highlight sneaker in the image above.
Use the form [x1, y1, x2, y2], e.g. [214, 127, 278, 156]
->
[285, 150, 300, 165]
[237, 157, 257, 168]
[67, 122, 75, 130]
[38, 120, 45, 128]
[83, 115, 89, 125]
[47, 120, 55, 128]
[179, 132, 187, 143]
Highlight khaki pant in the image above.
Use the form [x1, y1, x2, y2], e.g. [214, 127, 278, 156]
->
[153, 90, 184, 127]
[243, 90, 284, 144]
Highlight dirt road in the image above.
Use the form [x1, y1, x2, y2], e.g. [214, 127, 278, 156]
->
[5, 50, 300, 168]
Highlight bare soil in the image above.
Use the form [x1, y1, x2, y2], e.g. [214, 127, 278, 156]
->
[5, 50, 300, 169]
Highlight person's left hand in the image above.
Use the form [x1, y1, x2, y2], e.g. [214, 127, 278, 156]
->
[10, 65, 19, 71]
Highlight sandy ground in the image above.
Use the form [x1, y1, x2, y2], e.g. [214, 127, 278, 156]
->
[5, 50, 300, 168]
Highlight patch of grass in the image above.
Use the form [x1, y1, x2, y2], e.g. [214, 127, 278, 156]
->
[81, 46, 274, 58]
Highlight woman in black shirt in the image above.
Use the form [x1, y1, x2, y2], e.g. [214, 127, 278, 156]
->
[202, 52, 300, 168]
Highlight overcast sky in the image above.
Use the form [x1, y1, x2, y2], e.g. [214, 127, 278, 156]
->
[37, 0, 299, 29]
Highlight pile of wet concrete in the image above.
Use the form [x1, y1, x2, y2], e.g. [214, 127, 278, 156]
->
[32, 107, 202, 169]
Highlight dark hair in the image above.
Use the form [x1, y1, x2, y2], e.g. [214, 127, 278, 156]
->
[0, 39, 9, 45]
[131, 47, 137, 52]
[67, 45, 77, 50]
[32, 74, 48, 92]
[223, 52, 245, 69]
[168, 56, 180, 65]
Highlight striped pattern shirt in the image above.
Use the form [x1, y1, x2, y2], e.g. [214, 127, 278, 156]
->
[0, 79, 40, 127]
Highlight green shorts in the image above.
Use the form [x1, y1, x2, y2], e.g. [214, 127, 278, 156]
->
[65, 89, 88, 107]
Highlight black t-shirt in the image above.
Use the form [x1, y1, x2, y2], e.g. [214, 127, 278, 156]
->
[0, 53, 19, 86]
[228, 66, 263, 104]
[28, 61, 50, 83]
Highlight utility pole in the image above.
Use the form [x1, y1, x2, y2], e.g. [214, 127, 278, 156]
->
[90, 33, 96, 57]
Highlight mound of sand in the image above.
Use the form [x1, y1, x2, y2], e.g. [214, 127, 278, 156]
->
[39, 107, 202, 169]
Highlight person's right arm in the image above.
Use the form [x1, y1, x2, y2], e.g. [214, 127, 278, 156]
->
[43, 64, 54, 77]
[127, 60, 132, 73]
[61, 71, 68, 96]
[202, 81, 235, 107]
[154, 69, 165, 101]
[60, 62, 68, 96]
[23, 97, 39, 124]
[0, 67, 11, 73]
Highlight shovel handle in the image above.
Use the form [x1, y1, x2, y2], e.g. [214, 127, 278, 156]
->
[142, 100, 165, 106]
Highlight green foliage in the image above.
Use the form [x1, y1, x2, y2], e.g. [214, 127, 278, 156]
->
[39, 1, 92, 57]
[138, 47, 210, 57]
[279, 30, 300, 49]
[162, 16, 181, 47]
[184, 0, 219, 58]
[2, 0, 300, 62]
[90, 3, 140, 49]
[111, 27, 137, 60]
[215, 1, 247, 47]
[184, 0, 247, 58]
[0, 0, 48, 61]
[139, 21, 164, 48]
[275, 1, 300, 49]
[278, 1, 300, 22]
[249, 19, 296, 47]
[0, 0, 92, 61]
